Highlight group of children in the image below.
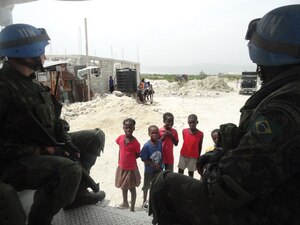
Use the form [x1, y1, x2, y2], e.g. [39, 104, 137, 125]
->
[114, 112, 214, 212]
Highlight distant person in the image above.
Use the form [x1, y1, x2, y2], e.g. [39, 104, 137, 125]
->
[144, 81, 155, 102]
[137, 78, 146, 102]
[144, 80, 149, 89]
[147, 81, 154, 92]
[149, 5, 300, 225]
[178, 114, 203, 178]
[159, 112, 179, 171]
[236, 78, 240, 88]
[140, 125, 163, 210]
[109, 76, 115, 93]
[115, 118, 141, 212]
[205, 129, 220, 152]
[138, 78, 146, 92]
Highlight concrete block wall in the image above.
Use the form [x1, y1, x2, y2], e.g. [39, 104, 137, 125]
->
[46, 55, 140, 95]
[90, 60, 113, 94]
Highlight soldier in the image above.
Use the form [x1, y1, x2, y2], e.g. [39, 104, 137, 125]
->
[0, 23, 105, 225]
[149, 5, 300, 225]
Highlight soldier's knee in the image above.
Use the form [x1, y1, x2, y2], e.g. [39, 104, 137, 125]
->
[57, 160, 82, 204]
[94, 128, 105, 155]
[0, 182, 20, 206]
[0, 182, 26, 225]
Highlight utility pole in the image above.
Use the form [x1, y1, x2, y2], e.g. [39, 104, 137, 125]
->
[84, 18, 91, 101]
[78, 26, 82, 54]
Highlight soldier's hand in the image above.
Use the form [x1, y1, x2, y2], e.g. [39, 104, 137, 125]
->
[196, 154, 210, 175]
[46, 147, 55, 154]
[74, 152, 80, 159]
[65, 142, 81, 159]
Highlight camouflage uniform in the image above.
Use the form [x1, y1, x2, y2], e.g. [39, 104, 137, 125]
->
[0, 62, 104, 225]
[0, 181, 26, 225]
[149, 66, 300, 225]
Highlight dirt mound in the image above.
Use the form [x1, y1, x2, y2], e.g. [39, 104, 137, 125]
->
[149, 76, 233, 97]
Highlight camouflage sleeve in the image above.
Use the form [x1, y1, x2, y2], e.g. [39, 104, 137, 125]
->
[0, 82, 40, 159]
[219, 96, 300, 198]
[0, 81, 10, 122]
[1, 94, 42, 158]
[0, 96, 7, 122]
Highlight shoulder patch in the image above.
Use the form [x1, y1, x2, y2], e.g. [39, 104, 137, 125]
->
[255, 120, 272, 134]
[251, 114, 280, 142]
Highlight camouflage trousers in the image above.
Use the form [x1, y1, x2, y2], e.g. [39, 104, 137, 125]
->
[0, 155, 81, 225]
[0, 129, 105, 225]
[0, 181, 26, 225]
[69, 128, 105, 172]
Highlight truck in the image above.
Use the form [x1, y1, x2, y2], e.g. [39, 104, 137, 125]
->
[239, 71, 259, 94]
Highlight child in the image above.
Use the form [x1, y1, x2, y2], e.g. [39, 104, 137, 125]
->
[140, 125, 163, 209]
[196, 129, 221, 177]
[205, 129, 220, 152]
[159, 112, 179, 171]
[115, 118, 141, 212]
[178, 114, 203, 178]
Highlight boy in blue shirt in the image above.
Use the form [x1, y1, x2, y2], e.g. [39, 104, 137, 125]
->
[140, 125, 163, 209]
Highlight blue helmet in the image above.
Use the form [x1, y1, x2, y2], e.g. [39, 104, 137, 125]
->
[246, 5, 300, 66]
[0, 23, 50, 58]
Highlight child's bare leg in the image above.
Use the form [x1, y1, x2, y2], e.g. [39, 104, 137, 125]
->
[143, 190, 148, 204]
[188, 171, 194, 178]
[129, 187, 136, 212]
[120, 189, 129, 208]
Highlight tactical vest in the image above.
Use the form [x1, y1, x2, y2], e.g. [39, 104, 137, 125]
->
[0, 64, 59, 141]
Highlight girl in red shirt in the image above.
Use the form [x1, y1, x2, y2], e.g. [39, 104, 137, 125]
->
[178, 114, 203, 178]
[115, 118, 141, 212]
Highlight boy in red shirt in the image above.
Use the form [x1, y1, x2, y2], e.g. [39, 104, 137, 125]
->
[178, 114, 203, 178]
[159, 112, 179, 172]
[115, 118, 141, 212]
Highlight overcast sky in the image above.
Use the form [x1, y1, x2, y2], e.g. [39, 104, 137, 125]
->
[12, 0, 300, 71]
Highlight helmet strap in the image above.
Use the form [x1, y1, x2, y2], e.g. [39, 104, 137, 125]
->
[256, 65, 264, 85]
[257, 64, 294, 85]
[14, 57, 45, 72]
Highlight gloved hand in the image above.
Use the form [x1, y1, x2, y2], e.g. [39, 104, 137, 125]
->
[196, 148, 224, 176]
[196, 154, 211, 176]
[219, 123, 244, 151]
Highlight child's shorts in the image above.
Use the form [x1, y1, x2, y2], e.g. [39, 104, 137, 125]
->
[142, 171, 158, 191]
[178, 155, 197, 171]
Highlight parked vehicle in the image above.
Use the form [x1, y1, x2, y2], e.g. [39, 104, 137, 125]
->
[239, 71, 258, 94]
